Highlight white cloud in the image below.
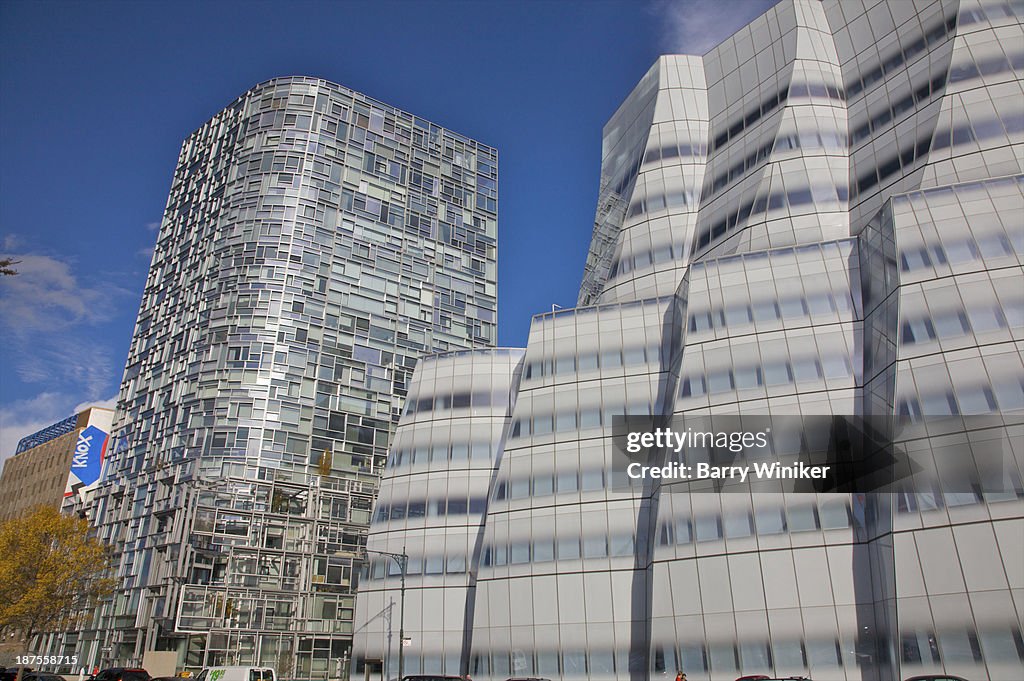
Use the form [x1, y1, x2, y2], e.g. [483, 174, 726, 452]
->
[15, 342, 117, 398]
[137, 246, 155, 260]
[73, 395, 118, 413]
[0, 253, 129, 440]
[146, 221, 161, 232]
[0, 253, 122, 334]
[650, 0, 780, 56]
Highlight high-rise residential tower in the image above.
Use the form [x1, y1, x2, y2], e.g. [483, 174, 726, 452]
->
[354, 1, 1024, 680]
[54, 76, 497, 676]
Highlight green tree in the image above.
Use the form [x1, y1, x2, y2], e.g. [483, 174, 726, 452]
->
[0, 505, 114, 646]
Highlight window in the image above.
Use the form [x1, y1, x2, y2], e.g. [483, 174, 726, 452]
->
[601, 349, 623, 368]
[623, 347, 646, 366]
[583, 535, 607, 558]
[707, 370, 733, 393]
[734, 366, 762, 389]
[581, 469, 604, 491]
[821, 355, 851, 378]
[533, 538, 554, 562]
[967, 305, 1006, 332]
[792, 358, 821, 382]
[752, 301, 780, 321]
[764, 363, 792, 386]
[556, 411, 577, 432]
[806, 639, 841, 667]
[788, 505, 819, 532]
[780, 297, 807, 319]
[555, 356, 576, 374]
[610, 534, 634, 557]
[724, 512, 753, 538]
[755, 507, 786, 534]
[510, 478, 530, 499]
[675, 518, 693, 544]
[557, 536, 580, 560]
[695, 515, 722, 542]
[957, 386, 996, 414]
[509, 542, 530, 564]
[681, 376, 707, 397]
[819, 500, 850, 529]
[931, 310, 970, 339]
[724, 306, 752, 326]
[690, 312, 714, 332]
[424, 556, 444, 575]
[556, 470, 578, 492]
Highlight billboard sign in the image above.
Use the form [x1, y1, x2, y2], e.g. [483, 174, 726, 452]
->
[64, 425, 108, 501]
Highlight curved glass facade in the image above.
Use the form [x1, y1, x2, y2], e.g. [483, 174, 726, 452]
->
[353, 348, 524, 678]
[355, 1, 1024, 680]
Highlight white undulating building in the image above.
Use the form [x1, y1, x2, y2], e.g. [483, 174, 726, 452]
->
[354, 1, 1024, 680]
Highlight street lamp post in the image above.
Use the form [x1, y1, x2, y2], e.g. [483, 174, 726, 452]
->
[358, 546, 408, 681]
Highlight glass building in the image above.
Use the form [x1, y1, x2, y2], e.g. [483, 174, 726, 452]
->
[51, 76, 498, 677]
[354, 1, 1024, 680]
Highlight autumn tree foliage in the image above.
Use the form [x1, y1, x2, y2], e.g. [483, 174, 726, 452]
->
[318, 448, 333, 477]
[0, 505, 114, 646]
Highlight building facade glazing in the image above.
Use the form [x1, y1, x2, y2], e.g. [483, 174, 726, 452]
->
[354, 1, 1024, 680]
[53, 76, 498, 677]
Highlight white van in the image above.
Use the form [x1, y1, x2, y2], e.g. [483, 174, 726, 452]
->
[195, 667, 276, 681]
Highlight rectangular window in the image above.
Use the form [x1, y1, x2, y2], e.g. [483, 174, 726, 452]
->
[424, 556, 445, 575]
[724, 512, 753, 538]
[582, 535, 607, 558]
[556, 471, 578, 492]
[509, 542, 530, 565]
[533, 538, 554, 562]
[557, 537, 580, 560]
[755, 507, 786, 534]
[695, 516, 722, 542]
[788, 505, 820, 532]
[556, 411, 577, 432]
[510, 478, 530, 499]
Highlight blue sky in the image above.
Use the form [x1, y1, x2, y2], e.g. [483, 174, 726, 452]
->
[0, 0, 776, 458]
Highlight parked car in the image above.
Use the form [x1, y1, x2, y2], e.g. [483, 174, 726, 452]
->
[505, 678, 554, 681]
[904, 676, 970, 681]
[400, 676, 465, 681]
[92, 668, 151, 681]
[24, 673, 64, 681]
